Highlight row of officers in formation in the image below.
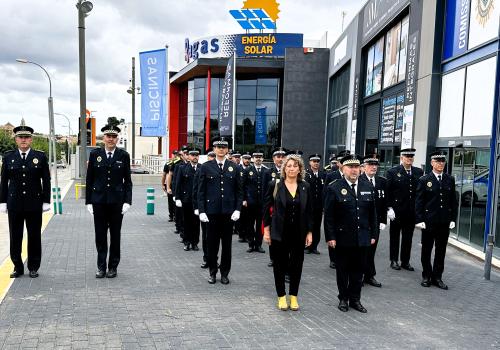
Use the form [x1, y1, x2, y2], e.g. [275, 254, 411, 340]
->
[0, 122, 458, 314]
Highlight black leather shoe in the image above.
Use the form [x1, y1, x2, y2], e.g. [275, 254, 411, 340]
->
[238, 238, 246, 243]
[304, 249, 311, 254]
[338, 300, 348, 312]
[363, 277, 382, 288]
[247, 247, 254, 253]
[95, 270, 106, 278]
[106, 268, 117, 278]
[183, 245, 190, 251]
[421, 277, 431, 287]
[192, 245, 199, 251]
[312, 249, 320, 255]
[390, 261, 401, 270]
[349, 301, 367, 313]
[329, 262, 336, 269]
[208, 275, 216, 284]
[174, 229, 180, 234]
[401, 263, 415, 271]
[10, 270, 24, 278]
[29, 271, 39, 278]
[256, 246, 265, 253]
[179, 238, 184, 243]
[285, 274, 290, 283]
[268, 260, 274, 267]
[200, 262, 208, 268]
[431, 278, 448, 290]
[221, 276, 230, 284]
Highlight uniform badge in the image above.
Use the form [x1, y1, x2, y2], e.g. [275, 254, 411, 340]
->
[427, 182, 432, 187]
[341, 189, 347, 195]
[12, 159, 14, 163]
[228, 166, 233, 172]
[97, 156, 102, 162]
[249, 171, 253, 175]
[272, 173, 276, 178]
[240, 172, 243, 176]
[33, 158, 39, 164]
[397, 173, 401, 177]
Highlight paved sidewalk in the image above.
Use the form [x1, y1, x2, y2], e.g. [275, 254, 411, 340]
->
[0, 184, 499, 349]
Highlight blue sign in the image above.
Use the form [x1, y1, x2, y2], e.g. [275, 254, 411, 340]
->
[443, 0, 470, 60]
[220, 54, 236, 136]
[236, 33, 303, 56]
[255, 108, 267, 144]
[140, 49, 166, 136]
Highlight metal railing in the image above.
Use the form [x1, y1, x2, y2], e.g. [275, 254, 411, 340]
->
[131, 155, 166, 174]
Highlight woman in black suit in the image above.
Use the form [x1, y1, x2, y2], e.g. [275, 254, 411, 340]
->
[263, 153, 313, 311]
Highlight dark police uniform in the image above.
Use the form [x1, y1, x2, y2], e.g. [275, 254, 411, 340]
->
[86, 130, 132, 276]
[262, 164, 281, 264]
[305, 165, 326, 254]
[175, 151, 200, 250]
[242, 163, 265, 251]
[172, 152, 188, 239]
[415, 151, 458, 289]
[169, 157, 182, 233]
[197, 143, 243, 281]
[324, 154, 377, 311]
[0, 138, 50, 277]
[163, 159, 174, 221]
[386, 158, 423, 268]
[237, 154, 252, 243]
[360, 166, 387, 286]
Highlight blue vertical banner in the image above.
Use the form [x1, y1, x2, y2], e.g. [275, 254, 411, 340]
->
[443, 0, 470, 60]
[140, 49, 166, 136]
[255, 108, 267, 144]
[219, 54, 235, 136]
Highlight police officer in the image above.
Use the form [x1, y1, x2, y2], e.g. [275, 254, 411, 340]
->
[176, 148, 201, 251]
[166, 150, 182, 233]
[237, 152, 252, 243]
[241, 152, 252, 170]
[262, 147, 287, 267]
[230, 151, 242, 237]
[305, 154, 326, 255]
[324, 154, 377, 313]
[193, 149, 216, 268]
[415, 151, 458, 290]
[0, 123, 50, 278]
[242, 150, 266, 253]
[162, 150, 178, 222]
[232, 150, 242, 166]
[386, 148, 423, 271]
[226, 149, 234, 163]
[324, 154, 338, 172]
[198, 137, 243, 284]
[172, 146, 189, 240]
[86, 125, 133, 278]
[360, 155, 387, 288]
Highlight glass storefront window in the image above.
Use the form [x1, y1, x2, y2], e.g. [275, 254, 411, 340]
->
[258, 78, 279, 86]
[397, 15, 409, 82]
[365, 45, 375, 96]
[330, 65, 350, 112]
[194, 78, 205, 88]
[256, 100, 278, 115]
[384, 22, 401, 88]
[194, 88, 205, 101]
[257, 86, 278, 100]
[237, 86, 257, 99]
[372, 37, 384, 94]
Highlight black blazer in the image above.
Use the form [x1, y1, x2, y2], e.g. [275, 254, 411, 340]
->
[262, 180, 314, 242]
[415, 172, 458, 224]
[386, 165, 423, 212]
[360, 173, 388, 230]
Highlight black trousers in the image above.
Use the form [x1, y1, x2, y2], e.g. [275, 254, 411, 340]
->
[364, 231, 380, 278]
[328, 246, 336, 263]
[335, 246, 368, 302]
[272, 235, 304, 297]
[308, 209, 323, 251]
[182, 204, 200, 246]
[206, 214, 233, 277]
[421, 223, 450, 279]
[8, 210, 42, 272]
[201, 222, 208, 262]
[246, 204, 263, 248]
[93, 203, 123, 270]
[176, 206, 184, 238]
[237, 206, 247, 239]
[389, 210, 415, 263]
[167, 193, 174, 219]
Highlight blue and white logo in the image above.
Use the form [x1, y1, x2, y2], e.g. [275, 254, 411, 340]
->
[229, 9, 277, 30]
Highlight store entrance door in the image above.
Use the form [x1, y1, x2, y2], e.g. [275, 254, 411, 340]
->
[450, 149, 489, 247]
[379, 145, 401, 176]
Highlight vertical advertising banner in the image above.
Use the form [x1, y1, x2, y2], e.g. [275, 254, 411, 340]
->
[140, 49, 166, 136]
[443, 0, 470, 60]
[220, 54, 235, 136]
[402, 31, 419, 148]
[255, 108, 267, 144]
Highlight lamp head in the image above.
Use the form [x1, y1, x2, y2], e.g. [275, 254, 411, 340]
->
[76, 1, 93, 14]
[127, 87, 133, 94]
[16, 59, 28, 63]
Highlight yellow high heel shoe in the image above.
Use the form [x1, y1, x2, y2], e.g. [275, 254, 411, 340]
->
[277, 296, 288, 310]
[289, 295, 299, 311]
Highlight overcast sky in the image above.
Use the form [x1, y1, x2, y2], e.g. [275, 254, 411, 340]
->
[0, 0, 366, 135]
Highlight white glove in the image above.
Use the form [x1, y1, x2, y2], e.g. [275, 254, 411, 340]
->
[176, 200, 182, 207]
[415, 222, 426, 230]
[199, 213, 209, 222]
[387, 208, 396, 221]
[122, 203, 131, 214]
[0, 203, 7, 213]
[42, 203, 51, 212]
[449, 221, 455, 229]
[87, 204, 94, 215]
[194, 209, 199, 216]
[173, 197, 176, 201]
[379, 223, 386, 230]
[231, 210, 240, 221]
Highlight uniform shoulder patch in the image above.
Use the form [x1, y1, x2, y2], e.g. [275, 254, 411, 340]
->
[419, 174, 426, 179]
[34, 149, 45, 154]
[378, 176, 387, 180]
[4, 150, 15, 154]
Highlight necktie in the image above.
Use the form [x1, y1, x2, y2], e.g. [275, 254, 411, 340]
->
[193, 165, 197, 172]
[218, 163, 223, 171]
[108, 152, 112, 161]
[407, 169, 411, 176]
[257, 168, 260, 173]
[370, 178, 374, 187]
[438, 175, 442, 184]
[315, 172, 318, 178]
[351, 183, 356, 196]
[22, 152, 26, 161]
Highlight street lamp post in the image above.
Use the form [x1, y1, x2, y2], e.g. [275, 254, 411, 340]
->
[76, 0, 93, 195]
[127, 58, 140, 160]
[61, 126, 73, 164]
[15, 58, 61, 214]
[55, 112, 71, 163]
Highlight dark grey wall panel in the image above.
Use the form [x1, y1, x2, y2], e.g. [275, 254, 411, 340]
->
[282, 48, 330, 160]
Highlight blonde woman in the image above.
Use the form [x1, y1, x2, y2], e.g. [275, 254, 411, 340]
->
[263, 151, 313, 311]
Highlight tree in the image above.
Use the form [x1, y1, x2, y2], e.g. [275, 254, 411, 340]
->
[0, 129, 16, 155]
[107, 117, 125, 127]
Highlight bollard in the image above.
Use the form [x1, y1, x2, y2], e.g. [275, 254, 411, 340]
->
[52, 187, 62, 214]
[147, 188, 154, 215]
[484, 234, 494, 280]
